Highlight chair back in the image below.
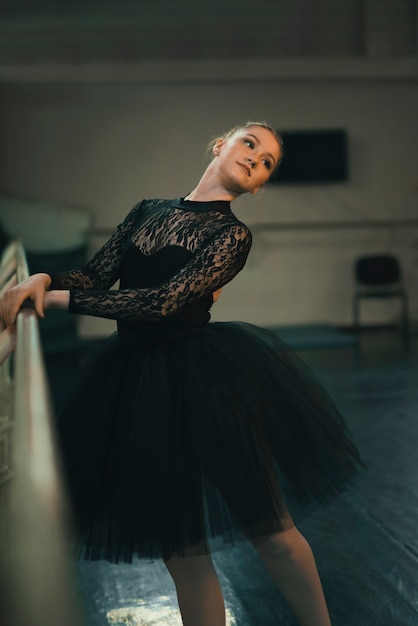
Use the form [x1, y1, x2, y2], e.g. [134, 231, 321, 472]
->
[355, 255, 401, 286]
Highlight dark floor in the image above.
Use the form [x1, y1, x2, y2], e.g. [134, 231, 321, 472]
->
[47, 328, 418, 626]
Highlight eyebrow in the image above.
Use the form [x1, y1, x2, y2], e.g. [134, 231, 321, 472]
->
[246, 133, 278, 166]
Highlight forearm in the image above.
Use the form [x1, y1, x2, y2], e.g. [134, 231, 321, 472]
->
[67, 224, 252, 322]
[49, 269, 95, 290]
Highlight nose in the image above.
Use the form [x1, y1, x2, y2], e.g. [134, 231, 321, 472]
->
[247, 156, 257, 168]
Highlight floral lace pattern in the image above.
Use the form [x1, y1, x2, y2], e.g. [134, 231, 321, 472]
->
[49, 198, 252, 322]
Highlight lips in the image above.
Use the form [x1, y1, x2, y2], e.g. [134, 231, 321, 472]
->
[237, 162, 251, 176]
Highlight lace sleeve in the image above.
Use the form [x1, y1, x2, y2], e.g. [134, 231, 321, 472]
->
[48, 202, 144, 290]
[68, 223, 252, 321]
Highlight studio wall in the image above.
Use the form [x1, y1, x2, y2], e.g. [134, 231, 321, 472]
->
[1, 68, 417, 336]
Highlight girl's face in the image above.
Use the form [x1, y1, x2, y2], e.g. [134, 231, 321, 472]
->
[214, 126, 282, 196]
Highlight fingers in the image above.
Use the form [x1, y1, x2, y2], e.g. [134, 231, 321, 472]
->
[0, 328, 16, 363]
[0, 292, 39, 333]
[212, 287, 223, 303]
[33, 292, 45, 319]
[0, 294, 20, 333]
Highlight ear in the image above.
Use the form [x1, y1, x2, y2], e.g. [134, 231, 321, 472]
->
[213, 138, 225, 156]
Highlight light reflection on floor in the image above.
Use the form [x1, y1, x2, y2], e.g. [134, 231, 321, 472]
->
[106, 598, 237, 625]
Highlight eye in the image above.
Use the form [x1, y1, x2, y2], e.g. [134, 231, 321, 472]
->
[263, 159, 272, 170]
[244, 138, 254, 148]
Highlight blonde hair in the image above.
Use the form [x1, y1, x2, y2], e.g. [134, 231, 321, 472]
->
[207, 121, 284, 174]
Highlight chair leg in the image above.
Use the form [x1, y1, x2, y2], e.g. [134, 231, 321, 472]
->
[352, 295, 362, 362]
[353, 295, 360, 332]
[400, 293, 410, 350]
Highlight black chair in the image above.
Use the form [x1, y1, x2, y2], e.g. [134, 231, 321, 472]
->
[353, 254, 409, 346]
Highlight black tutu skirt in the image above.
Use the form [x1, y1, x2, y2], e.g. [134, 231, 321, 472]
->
[56, 321, 365, 563]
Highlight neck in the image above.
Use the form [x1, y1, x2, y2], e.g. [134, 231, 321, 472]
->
[185, 162, 241, 202]
[185, 188, 235, 202]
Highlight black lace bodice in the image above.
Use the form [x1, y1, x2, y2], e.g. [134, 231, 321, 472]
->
[49, 198, 252, 330]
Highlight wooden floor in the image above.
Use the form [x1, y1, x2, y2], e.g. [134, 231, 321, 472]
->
[48, 328, 418, 625]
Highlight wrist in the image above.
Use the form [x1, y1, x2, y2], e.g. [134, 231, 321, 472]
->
[45, 290, 70, 311]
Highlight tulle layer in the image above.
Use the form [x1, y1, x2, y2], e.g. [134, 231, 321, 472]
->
[56, 322, 365, 563]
